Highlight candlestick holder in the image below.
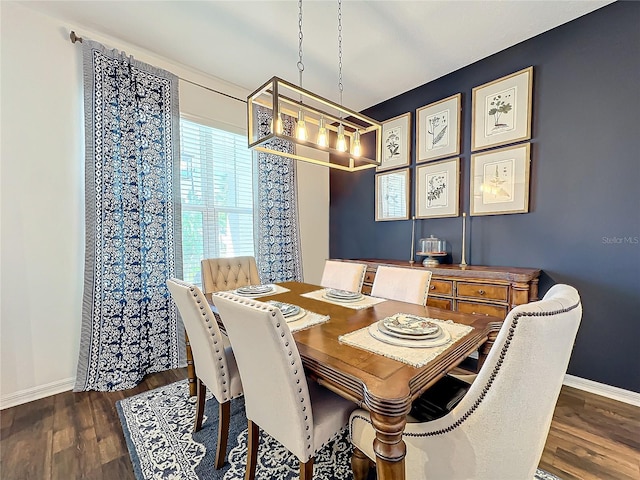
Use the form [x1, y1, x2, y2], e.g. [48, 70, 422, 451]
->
[460, 212, 468, 268]
[409, 216, 416, 265]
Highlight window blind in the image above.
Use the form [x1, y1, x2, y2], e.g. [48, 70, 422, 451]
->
[180, 118, 254, 285]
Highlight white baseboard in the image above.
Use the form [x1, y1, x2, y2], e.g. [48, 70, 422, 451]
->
[563, 374, 640, 407]
[1, 377, 75, 410]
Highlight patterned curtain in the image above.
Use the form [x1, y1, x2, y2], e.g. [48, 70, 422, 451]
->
[74, 40, 183, 392]
[254, 107, 304, 283]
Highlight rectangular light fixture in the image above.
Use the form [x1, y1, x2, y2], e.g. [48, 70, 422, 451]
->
[247, 76, 382, 172]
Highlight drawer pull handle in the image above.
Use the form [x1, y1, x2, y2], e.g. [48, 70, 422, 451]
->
[478, 289, 485, 295]
[430, 285, 436, 290]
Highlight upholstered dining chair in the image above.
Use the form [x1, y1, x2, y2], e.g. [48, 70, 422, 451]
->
[201, 256, 261, 302]
[183, 256, 260, 399]
[349, 284, 582, 480]
[213, 292, 355, 480]
[370, 265, 432, 306]
[320, 260, 367, 293]
[166, 278, 243, 469]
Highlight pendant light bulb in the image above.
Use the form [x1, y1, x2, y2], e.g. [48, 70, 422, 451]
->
[352, 129, 362, 157]
[296, 109, 308, 141]
[336, 123, 347, 152]
[271, 104, 284, 135]
[317, 117, 328, 147]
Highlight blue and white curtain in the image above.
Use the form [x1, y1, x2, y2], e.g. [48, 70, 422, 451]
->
[254, 107, 303, 283]
[75, 40, 183, 392]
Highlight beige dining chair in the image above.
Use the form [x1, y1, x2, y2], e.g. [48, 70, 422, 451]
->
[349, 284, 582, 480]
[201, 256, 261, 302]
[166, 278, 243, 469]
[320, 260, 367, 293]
[183, 256, 261, 397]
[213, 291, 355, 480]
[370, 265, 432, 306]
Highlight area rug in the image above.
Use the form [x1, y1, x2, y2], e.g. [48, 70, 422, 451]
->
[117, 380, 561, 480]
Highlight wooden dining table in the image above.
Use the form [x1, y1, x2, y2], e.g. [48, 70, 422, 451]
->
[207, 281, 502, 480]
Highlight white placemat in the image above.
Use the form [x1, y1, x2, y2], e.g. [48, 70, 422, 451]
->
[338, 317, 474, 368]
[300, 288, 387, 310]
[288, 310, 330, 333]
[229, 284, 290, 298]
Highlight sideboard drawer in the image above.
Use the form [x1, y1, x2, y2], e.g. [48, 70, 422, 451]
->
[457, 282, 508, 302]
[427, 297, 453, 310]
[457, 300, 507, 319]
[361, 284, 372, 295]
[428, 279, 453, 296]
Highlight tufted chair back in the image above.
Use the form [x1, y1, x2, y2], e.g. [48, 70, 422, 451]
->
[213, 292, 354, 479]
[166, 278, 243, 468]
[371, 265, 432, 306]
[350, 284, 583, 480]
[320, 260, 367, 293]
[201, 256, 261, 299]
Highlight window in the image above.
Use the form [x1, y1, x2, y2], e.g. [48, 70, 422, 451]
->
[179, 118, 254, 285]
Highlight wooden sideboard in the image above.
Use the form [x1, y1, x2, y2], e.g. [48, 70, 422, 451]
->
[341, 259, 540, 320]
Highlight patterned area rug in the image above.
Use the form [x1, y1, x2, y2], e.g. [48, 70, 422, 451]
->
[117, 380, 562, 480]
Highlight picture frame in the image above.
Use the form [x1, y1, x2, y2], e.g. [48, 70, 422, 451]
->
[375, 168, 410, 221]
[415, 158, 460, 219]
[416, 93, 461, 163]
[378, 112, 411, 171]
[470, 143, 531, 216]
[471, 66, 533, 151]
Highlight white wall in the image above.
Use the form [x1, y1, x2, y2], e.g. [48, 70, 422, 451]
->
[0, 2, 328, 408]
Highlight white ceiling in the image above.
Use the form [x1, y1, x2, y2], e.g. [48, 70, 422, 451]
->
[23, 0, 613, 110]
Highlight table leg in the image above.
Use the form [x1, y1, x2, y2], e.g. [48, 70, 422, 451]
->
[185, 329, 197, 397]
[370, 411, 407, 480]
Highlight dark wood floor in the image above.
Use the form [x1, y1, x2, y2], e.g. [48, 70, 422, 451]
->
[538, 384, 640, 480]
[1, 368, 638, 479]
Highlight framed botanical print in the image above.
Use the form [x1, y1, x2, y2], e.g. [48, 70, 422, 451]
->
[415, 158, 460, 219]
[375, 168, 410, 221]
[471, 66, 533, 151]
[378, 112, 411, 171]
[470, 143, 531, 216]
[416, 93, 461, 163]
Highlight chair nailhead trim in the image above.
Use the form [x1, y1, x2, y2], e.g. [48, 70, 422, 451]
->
[349, 300, 581, 440]
[408, 301, 580, 438]
[215, 291, 315, 451]
[170, 279, 230, 398]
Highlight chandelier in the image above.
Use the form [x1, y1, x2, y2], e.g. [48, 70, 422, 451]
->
[247, 0, 381, 172]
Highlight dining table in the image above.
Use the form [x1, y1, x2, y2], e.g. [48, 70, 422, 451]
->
[205, 281, 503, 480]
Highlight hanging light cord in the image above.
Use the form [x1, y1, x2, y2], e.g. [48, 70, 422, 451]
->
[297, 0, 304, 90]
[337, 0, 344, 113]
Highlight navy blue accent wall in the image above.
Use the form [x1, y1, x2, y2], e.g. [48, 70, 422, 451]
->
[330, 2, 640, 392]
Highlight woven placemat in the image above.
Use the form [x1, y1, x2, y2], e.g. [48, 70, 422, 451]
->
[288, 310, 330, 333]
[228, 284, 290, 298]
[300, 288, 386, 310]
[339, 317, 473, 368]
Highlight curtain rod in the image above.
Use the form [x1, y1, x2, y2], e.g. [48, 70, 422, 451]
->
[70, 31, 246, 104]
